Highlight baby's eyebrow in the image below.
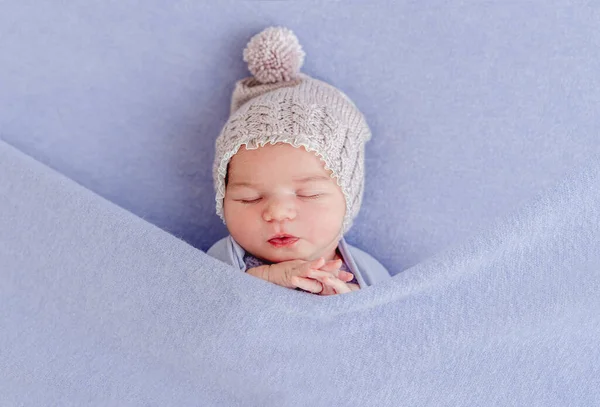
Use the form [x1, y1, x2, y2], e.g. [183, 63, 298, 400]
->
[294, 175, 331, 183]
[227, 181, 256, 188]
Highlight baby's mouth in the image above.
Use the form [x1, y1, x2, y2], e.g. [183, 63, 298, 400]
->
[268, 234, 299, 248]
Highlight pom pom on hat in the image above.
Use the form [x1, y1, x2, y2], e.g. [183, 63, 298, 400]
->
[243, 26, 305, 84]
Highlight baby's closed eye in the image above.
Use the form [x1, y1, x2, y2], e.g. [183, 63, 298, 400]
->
[237, 197, 262, 204]
[296, 191, 326, 199]
[297, 194, 321, 199]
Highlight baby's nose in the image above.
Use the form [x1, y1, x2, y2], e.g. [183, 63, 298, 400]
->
[263, 199, 297, 222]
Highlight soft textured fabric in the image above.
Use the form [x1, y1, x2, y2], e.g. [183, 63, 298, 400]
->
[214, 27, 371, 233]
[3, 2, 600, 270]
[2, 140, 600, 406]
[209, 235, 385, 288]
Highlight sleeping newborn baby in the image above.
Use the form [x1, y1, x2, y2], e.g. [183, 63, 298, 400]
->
[208, 27, 390, 295]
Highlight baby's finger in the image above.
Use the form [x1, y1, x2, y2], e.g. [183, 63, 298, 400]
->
[338, 271, 354, 282]
[306, 257, 326, 271]
[322, 276, 352, 295]
[318, 260, 353, 282]
[319, 267, 354, 282]
[296, 258, 326, 277]
[305, 271, 337, 296]
[307, 270, 339, 280]
[320, 285, 336, 296]
[291, 276, 323, 294]
[347, 283, 360, 292]
[320, 259, 342, 271]
[309, 272, 352, 295]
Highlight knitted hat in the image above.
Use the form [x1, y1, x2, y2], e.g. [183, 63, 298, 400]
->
[213, 26, 372, 233]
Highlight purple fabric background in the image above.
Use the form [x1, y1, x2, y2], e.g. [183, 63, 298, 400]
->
[1, 1, 599, 274]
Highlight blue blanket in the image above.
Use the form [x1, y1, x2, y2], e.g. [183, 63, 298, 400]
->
[1, 138, 599, 406]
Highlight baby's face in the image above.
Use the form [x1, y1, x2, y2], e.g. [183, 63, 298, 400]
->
[223, 143, 346, 263]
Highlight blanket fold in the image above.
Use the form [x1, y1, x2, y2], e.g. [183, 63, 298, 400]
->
[1, 139, 598, 406]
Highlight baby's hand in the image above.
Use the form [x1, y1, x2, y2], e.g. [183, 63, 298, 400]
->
[247, 258, 354, 294]
[309, 259, 358, 296]
[307, 268, 360, 296]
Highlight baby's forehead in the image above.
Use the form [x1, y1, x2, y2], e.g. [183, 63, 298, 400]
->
[227, 143, 334, 183]
[230, 143, 325, 169]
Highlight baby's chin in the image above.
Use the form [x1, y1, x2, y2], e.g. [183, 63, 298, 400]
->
[260, 248, 331, 264]
[261, 252, 308, 263]
[256, 246, 313, 263]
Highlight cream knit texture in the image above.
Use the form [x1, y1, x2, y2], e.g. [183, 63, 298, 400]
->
[213, 27, 372, 232]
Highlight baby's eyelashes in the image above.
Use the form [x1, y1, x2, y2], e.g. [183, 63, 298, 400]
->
[234, 193, 325, 203]
[296, 190, 328, 199]
[297, 194, 322, 199]
[237, 197, 262, 204]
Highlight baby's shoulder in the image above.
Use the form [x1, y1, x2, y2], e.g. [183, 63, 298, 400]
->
[206, 236, 234, 264]
[207, 235, 248, 271]
[207, 236, 228, 255]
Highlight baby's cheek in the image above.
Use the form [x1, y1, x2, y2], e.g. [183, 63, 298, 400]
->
[320, 202, 345, 222]
[225, 206, 253, 234]
[305, 207, 343, 234]
[228, 218, 257, 249]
